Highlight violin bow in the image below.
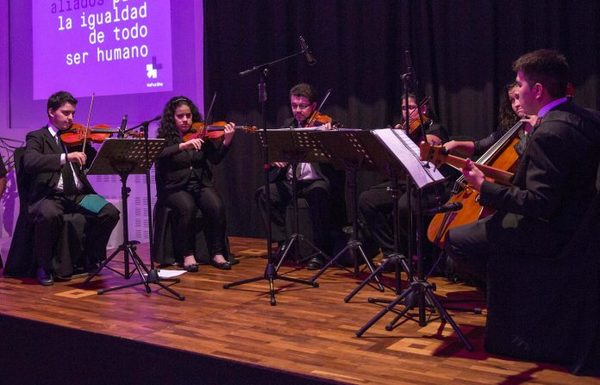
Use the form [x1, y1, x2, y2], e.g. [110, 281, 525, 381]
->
[201, 92, 218, 136]
[307, 88, 333, 126]
[81, 93, 95, 149]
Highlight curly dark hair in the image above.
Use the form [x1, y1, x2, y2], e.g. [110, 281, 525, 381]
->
[157, 96, 203, 145]
[497, 82, 520, 130]
[47, 91, 77, 118]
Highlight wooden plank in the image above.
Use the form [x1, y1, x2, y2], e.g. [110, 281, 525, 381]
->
[0, 236, 598, 385]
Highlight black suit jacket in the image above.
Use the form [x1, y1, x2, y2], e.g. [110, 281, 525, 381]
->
[155, 139, 229, 199]
[23, 127, 96, 206]
[479, 101, 600, 255]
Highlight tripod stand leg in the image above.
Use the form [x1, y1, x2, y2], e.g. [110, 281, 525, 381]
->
[309, 241, 384, 293]
[84, 245, 125, 284]
[267, 263, 276, 305]
[278, 275, 319, 287]
[97, 246, 185, 301]
[223, 275, 268, 288]
[344, 260, 387, 303]
[146, 270, 186, 301]
[355, 290, 409, 337]
[98, 246, 150, 294]
[423, 287, 473, 351]
[223, 255, 318, 303]
[275, 236, 297, 271]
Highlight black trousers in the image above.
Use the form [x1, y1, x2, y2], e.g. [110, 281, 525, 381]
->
[29, 193, 120, 271]
[358, 181, 408, 256]
[445, 211, 566, 284]
[163, 186, 227, 258]
[255, 178, 332, 253]
[359, 181, 449, 257]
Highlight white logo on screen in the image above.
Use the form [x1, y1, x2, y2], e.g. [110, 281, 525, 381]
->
[146, 63, 158, 79]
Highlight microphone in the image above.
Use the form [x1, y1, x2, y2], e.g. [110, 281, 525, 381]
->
[118, 114, 128, 138]
[404, 50, 413, 73]
[299, 36, 317, 66]
[424, 202, 463, 215]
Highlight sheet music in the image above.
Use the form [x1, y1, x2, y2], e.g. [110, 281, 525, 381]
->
[371, 128, 445, 189]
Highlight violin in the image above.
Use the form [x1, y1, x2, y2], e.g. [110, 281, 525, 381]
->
[306, 111, 333, 127]
[401, 96, 431, 135]
[60, 123, 143, 146]
[183, 121, 256, 142]
[404, 114, 431, 135]
[304, 89, 341, 128]
[60, 123, 114, 146]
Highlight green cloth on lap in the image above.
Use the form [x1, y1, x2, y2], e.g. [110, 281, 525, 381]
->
[79, 194, 109, 214]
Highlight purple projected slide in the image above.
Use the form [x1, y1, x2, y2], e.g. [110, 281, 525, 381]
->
[32, 0, 173, 99]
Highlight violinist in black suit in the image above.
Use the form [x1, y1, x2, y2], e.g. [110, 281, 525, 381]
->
[155, 96, 236, 271]
[255, 83, 342, 270]
[24, 91, 120, 285]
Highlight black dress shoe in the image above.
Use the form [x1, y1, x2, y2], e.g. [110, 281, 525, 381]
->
[183, 263, 199, 273]
[209, 259, 231, 270]
[306, 257, 324, 270]
[54, 274, 72, 282]
[36, 267, 54, 286]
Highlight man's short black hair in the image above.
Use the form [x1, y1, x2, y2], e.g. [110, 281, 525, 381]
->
[512, 49, 569, 98]
[47, 91, 77, 117]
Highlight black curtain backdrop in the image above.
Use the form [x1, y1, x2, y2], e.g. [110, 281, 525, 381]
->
[204, 0, 600, 238]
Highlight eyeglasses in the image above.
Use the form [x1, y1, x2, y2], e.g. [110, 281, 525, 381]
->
[402, 104, 419, 110]
[291, 103, 311, 110]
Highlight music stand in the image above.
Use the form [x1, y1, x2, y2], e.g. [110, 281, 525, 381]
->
[265, 128, 332, 268]
[83, 139, 184, 300]
[354, 129, 473, 351]
[306, 129, 387, 292]
[223, 129, 327, 297]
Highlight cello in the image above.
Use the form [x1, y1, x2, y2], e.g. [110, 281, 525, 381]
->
[423, 119, 526, 247]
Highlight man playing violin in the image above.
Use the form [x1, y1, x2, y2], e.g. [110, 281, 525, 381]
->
[255, 83, 343, 270]
[445, 49, 600, 284]
[23, 90, 120, 285]
[359, 93, 452, 267]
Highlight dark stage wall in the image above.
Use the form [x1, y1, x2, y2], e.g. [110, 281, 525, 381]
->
[203, 0, 600, 238]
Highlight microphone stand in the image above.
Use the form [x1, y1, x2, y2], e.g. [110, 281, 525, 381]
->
[223, 49, 318, 306]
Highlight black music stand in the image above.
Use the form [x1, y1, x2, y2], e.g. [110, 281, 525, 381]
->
[306, 129, 386, 291]
[354, 129, 473, 351]
[223, 129, 327, 297]
[83, 139, 184, 300]
[264, 128, 332, 268]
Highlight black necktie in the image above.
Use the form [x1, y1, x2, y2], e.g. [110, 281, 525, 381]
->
[58, 137, 78, 195]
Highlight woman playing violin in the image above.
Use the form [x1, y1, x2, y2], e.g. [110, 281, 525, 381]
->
[443, 82, 538, 158]
[155, 96, 236, 271]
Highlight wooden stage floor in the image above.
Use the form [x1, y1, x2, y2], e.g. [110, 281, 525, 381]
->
[1, 236, 598, 385]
